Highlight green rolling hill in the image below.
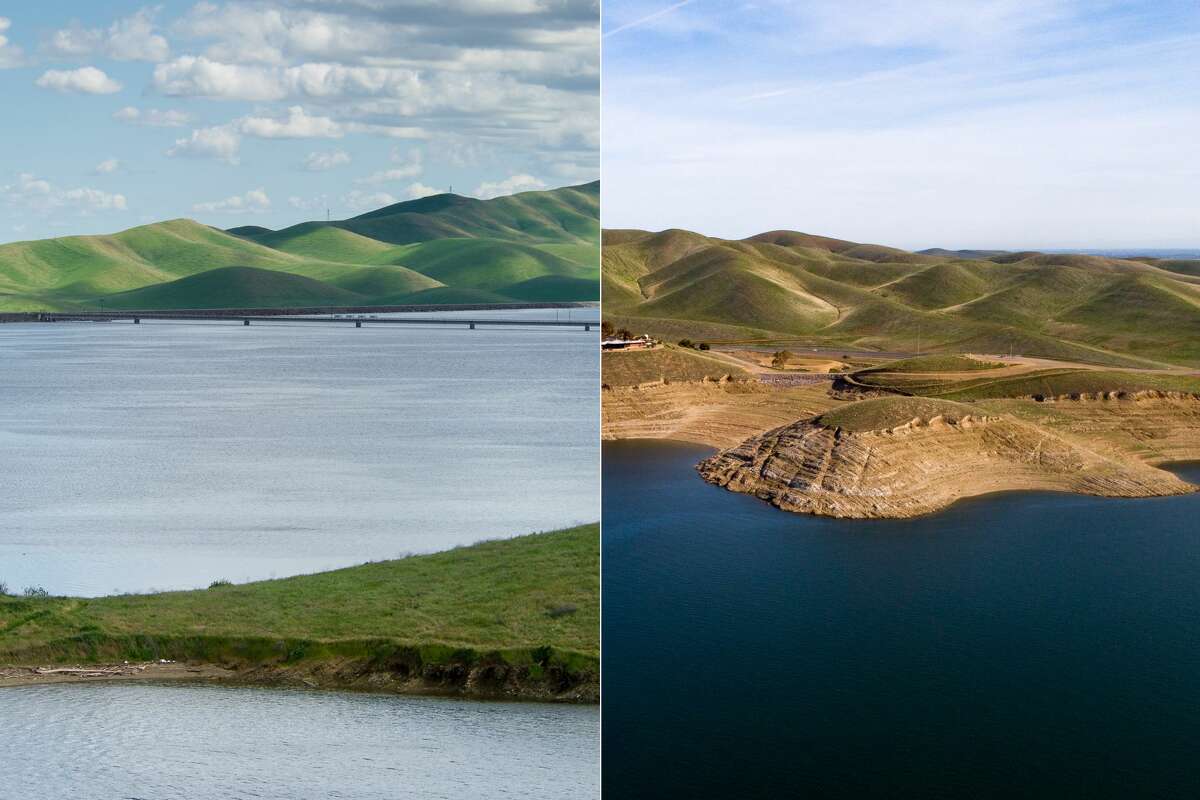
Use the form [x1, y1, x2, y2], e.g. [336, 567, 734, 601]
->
[0, 181, 599, 311]
[102, 266, 369, 310]
[604, 227, 1200, 367]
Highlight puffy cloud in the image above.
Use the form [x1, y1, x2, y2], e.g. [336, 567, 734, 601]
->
[113, 106, 192, 127]
[345, 123, 428, 140]
[0, 17, 25, 68]
[287, 194, 328, 211]
[176, 3, 392, 65]
[47, 8, 169, 62]
[342, 189, 397, 211]
[149, 2, 597, 201]
[63, 187, 128, 211]
[239, 106, 343, 138]
[150, 57, 566, 118]
[94, 158, 120, 175]
[1, 173, 127, 214]
[35, 66, 122, 95]
[193, 188, 271, 213]
[473, 173, 546, 199]
[303, 149, 350, 171]
[153, 56, 288, 101]
[166, 125, 241, 164]
[405, 182, 441, 200]
[104, 8, 171, 61]
[355, 148, 422, 184]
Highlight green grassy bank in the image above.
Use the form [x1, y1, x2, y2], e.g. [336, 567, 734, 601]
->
[0, 525, 599, 701]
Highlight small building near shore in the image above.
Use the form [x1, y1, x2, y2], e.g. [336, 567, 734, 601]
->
[601, 336, 656, 351]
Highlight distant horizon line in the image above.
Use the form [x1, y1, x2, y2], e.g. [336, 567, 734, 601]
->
[598, 226, 1200, 255]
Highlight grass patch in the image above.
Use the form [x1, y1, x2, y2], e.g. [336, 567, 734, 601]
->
[602, 345, 747, 386]
[860, 354, 1006, 373]
[0, 524, 599, 667]
[852, 367, 1200, 401]
[818, 397, 980, 431]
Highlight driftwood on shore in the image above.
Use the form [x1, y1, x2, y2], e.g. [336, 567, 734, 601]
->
[33, 665, 148, 677]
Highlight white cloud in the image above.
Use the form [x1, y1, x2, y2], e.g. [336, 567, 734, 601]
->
[176, 3, 393, 65]
[113, 106, 192, 127]
[63, 187, 128, 211]
[345, 123, 428, 140]
[151, 56, 545, 115]
[473, 173, 546, 199]
[342, 189, 397, 211]
[35, 66, 122, 95]
[0, 17, 25, 68]
[153, 56, 288, 101]
[303, 149, 351, 171]
[2, 173, 127, 214]
[355, 148, 423, 184]
[48, 8, 169, 62]
[239, 106, 343, 139]
[166, 125, 241, 164]
[193, 187, 271, 214]
[405, 182, 441, 200]
[287, 195, 328, 211]
[142, 1, 598, 206]
[94, 158, 120, 175]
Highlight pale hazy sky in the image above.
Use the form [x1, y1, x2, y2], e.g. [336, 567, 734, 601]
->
[602, 0, 1199, 250]
[0, 1, 598, 242]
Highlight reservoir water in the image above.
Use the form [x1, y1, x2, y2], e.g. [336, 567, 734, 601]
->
[0, 308, 598, 596]
[0, 683, 600, 799]
[603, 440, 1200, 798]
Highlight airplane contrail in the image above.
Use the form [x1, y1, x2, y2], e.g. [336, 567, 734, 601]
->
[603, 0, 697, 38]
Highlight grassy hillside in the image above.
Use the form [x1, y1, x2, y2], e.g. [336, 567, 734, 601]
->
[860, 355, 1007, 373]
[369, 237, 598, 291]
[602, 345, 749, 387]
[848, 364, 1200, 401]
[0, 183, 599, 310]
[604, 226, 1200, 367]
[243, 223, 395, 263]
[0, 525, 599, 684]
[818, 397, 979, 431]
[101, 266, 368, 310]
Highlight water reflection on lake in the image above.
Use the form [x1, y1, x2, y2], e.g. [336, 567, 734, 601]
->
[0, 308, 598, 595]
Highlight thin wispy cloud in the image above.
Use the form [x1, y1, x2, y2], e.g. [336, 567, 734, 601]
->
[604, 1, 696, 38]
[604, 0, 1200, 248]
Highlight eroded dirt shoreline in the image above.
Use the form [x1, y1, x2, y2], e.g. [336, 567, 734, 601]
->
[0, 659, 599, 703]
[603, 379, 1200, 519]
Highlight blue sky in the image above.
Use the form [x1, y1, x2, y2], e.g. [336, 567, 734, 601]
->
[0, 1, 598, 243]
[602, 1, 1199, 249]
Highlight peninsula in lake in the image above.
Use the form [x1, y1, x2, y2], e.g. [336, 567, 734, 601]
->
[602, 227, 1200, 518]
[0, 181, 598, 311]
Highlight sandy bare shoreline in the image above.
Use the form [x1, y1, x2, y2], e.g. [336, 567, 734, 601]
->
[0, 662, 237, 689]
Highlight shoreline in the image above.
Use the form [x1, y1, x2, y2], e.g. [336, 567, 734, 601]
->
[0, 656, 599, 703]
[602, 379, 1200, 520]
[0, 527, 600, 705]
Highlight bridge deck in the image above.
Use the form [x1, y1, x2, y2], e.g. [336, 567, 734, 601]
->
[38, 312, 595, 330]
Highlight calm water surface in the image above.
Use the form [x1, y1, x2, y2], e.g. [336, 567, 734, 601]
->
[603, 441, 1200, 798]
[0, 309, 598, 595]
[0, 683, 599, 799]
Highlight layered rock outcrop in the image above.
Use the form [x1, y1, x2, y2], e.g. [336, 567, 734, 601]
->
[697, 411, 1196, 519]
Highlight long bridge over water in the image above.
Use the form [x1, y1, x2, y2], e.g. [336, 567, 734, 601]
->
[31, 311, 596, 331]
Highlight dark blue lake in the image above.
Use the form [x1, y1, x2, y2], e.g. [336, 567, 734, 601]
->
[602, 440, 1200, 798]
